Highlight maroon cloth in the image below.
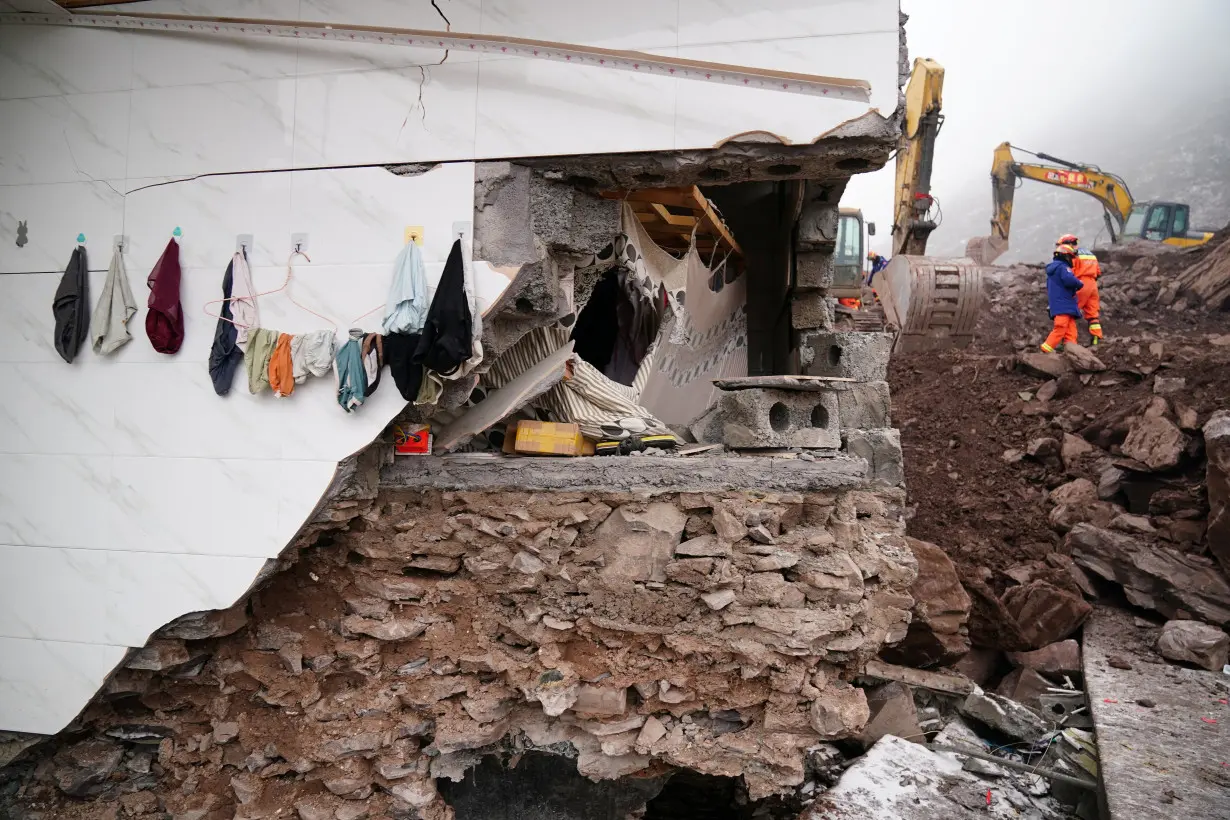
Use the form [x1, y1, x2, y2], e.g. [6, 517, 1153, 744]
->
[146, 238, 184, 354]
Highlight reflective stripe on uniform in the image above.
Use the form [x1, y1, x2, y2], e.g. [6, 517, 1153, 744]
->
[1040, 343, 1055, 353]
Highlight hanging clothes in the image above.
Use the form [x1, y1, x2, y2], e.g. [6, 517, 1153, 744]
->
[268, 333, 295, 397]
[335, 329, 368, 412]
[381, 241, 429, 335]
[146, 238, 184, 354]
[52, 245, 90, 364]
[384, 331, 424, 401]
[229, 250, 258, 351]
[361, 333, 384, 397]
[290, 329, 336, 383]
[244, 327, 279, 394]
[207, 259, 243, 396]
[91, 248, 137, 355]
[412, 240, 472, 377]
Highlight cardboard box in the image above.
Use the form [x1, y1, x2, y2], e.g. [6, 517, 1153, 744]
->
[514, 420, 586, 456]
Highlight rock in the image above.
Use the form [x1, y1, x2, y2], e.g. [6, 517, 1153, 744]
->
[212, 721, 239, 744]
[1067, 523, 1230, 624]
[674, 534, 731, 558]
[126, 639, 189, 671]
[1007, 640, 1080, 676]
[1155, 620, 1230, 672]
[1107, 655, 1133, 670]
[995, 667, 1052, 712]
[1050, 478, 1097, 506]
[231, 773, 262, 804]
[341, 616, 427, 642]
[879, 538, 971, 668]
[509, 551, 545, 575]
[635, 716, 667, 751]
[1098, 464, 1127, 500]
[1121, 415, 1187, 471]
[711, 504, 748, 542]
[1110, 512, 1155, 534]
[747, 525, 776, 545]
[1174, 402, 1200, 431]
[856, 682, 922, 749]
[1001, 448, 1024, 464]
[959, 688, 1049, 742]
[1046, 553, 1098, 599]
[1026, 437, 1061, 468]
[1153, 375, 1186, 395]
[932, 716, 1005, 777]
[1061, 433, 1094, 467]
[1018, 352, 1071, 379]
[1206, 411, 1230, 575]
[809, 686, 870, 738]
[572, 685, 627, 717]
[961, 570, 1032, 652]
[354, 575, 424, 601]
[1035, 379, 1059, 402]
[1000, 581, 1092, 649]
[951, 648, 1001, 686]
[51, 739, 124, 797]
[701, 589, 736, 610]
[1061, 343, 1106, 373]
[593, 503, 686, 583]
[158, 605, 247, 640]
[752, 551, 799, 571]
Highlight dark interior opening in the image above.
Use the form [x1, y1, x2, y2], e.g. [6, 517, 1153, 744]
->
[570, 269, 663, 386]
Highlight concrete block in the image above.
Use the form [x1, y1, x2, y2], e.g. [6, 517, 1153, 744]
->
[833, 382, 891, 430]
[796, 251, 835, 291]
[530, 174, 620, 254]
[791, 291, 835, 331]
[797, 201, 839, 251]
[799, 331, 892, 382]
[843, 429, 903, 487]
[692, 388, 840, 450]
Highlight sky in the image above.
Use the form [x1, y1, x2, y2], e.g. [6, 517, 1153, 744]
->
[842, 0, 1230, 259]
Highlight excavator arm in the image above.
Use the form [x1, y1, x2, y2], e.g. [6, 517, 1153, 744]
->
[891, 58, 945, 257]
[967, 142, 1135, 264]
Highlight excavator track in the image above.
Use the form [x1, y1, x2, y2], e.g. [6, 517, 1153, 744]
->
[876, 256, 983, 353]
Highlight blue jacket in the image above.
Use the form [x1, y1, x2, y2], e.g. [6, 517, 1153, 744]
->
[1045, 259, 1083, 318]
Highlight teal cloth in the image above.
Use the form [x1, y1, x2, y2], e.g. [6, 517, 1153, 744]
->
[335, 328, 368, 412]
[381, 242, 429, 335]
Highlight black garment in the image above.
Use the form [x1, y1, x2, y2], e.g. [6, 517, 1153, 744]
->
[571, 270, 621, 375]
[571, 269, 661, 386]
[208, 260, 243, 396]
[412, 240, 472, 376]
[384, 331, 425, 401]
[53, 245, 90, 363]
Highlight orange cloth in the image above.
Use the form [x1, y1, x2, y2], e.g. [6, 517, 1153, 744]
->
[268, 332, 295, 397]
[1041, 315, 1077, 352]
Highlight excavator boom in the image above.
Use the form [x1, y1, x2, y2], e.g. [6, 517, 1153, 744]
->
[891, 58, 945, 257]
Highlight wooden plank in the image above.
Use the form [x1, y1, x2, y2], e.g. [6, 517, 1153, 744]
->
[861, 659, 974, 695]
[649, 202, 697, 228]
[688, 185, 743, 257]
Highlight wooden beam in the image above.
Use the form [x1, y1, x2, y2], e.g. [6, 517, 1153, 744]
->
[687, 185, 743, 257]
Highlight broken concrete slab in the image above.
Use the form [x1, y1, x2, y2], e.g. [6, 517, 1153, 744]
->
[959, 687, 1049, 743]
[1155, 619, 1230, 672]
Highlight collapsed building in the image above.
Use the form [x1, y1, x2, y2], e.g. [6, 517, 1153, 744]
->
[0, 2, 933, 818]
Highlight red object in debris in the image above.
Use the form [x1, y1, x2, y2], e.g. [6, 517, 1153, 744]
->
[1202, 717, 1218, 725]
[1103, 698, 1119, 703]
[1219, 699, 1228, 705]
[985, 789, 992, 806]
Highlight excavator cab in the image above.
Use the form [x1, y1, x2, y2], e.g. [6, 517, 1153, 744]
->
[832, 208, 867, 298]
[1121, 201, 1212, 247]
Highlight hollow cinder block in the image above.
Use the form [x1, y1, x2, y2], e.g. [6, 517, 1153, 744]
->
[692, 388, 840, 450]
[796, 251, 835, 292]
[798, 331, 892, 382]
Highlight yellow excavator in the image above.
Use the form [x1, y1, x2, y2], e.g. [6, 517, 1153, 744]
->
[965, 142, 1218, 265]
[842, 57, 983, 352]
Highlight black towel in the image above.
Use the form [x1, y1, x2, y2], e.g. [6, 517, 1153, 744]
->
[412, 240, 472, 376]
[53, 245, 90, 364]
[208, 260, 243, 395]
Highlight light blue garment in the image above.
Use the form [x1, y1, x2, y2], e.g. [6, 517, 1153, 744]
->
[381, 242, 429, 335]
[335, 329, 368, 412]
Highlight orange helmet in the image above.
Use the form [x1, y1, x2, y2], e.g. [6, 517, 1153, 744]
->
[1057, 234, 1079, 246]
[867, 251, 879, 260]
[1054, 243, 1076, 258]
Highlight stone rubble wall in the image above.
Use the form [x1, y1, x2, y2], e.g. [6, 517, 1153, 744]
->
[5, 484, 913, 819]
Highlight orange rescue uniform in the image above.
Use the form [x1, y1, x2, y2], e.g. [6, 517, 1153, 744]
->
[1072, 249, 1102, 341]
[1041, 315, 1078, 352]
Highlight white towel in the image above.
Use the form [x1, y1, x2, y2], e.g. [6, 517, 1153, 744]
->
[381, 242, 429, 335]
[90, 248, 137, 355]
[230, 251, 259, 350]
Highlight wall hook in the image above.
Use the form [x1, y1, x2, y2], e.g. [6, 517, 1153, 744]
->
[236, 234, 253, 254]
[172, 226, 183, 238]
[76, 233, 86, 244]
[113, 235, 127, 254]
[291, 232, 309, 254]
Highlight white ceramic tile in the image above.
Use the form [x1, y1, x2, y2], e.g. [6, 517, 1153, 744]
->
[676, 0, 897, 47]
[479, 0, 678, 52]
[121, 173, 293, 273]
[0, 364, 116, 456]
[126, 78, 296, 178]
[671, 33, 898, 148]
[0, 181, 125, 274]
[0, 636, 126, 735]
[0, 272, 64, 364]
[296, 0, 483, 75]
[0, 92, 130, 185]
[0, 454, 117, 548]
[292, 61, 480, 167]
[288, 163, 475, 267]
[0, 24, 133, 99]
[0, 544, 266, 644]
[277, 458, 343, 532]
[475, 57, 677, 157]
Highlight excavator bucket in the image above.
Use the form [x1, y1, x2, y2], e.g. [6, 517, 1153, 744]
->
[876, 255, 983, 353]
[964, 235, 1008, 266]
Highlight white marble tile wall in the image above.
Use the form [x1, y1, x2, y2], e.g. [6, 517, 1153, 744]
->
[0, 0, 900, 734]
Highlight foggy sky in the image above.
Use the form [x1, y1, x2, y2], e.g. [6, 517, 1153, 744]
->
[843, 0, 1230, 261]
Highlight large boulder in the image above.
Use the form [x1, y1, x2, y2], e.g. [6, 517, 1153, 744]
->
[960, 569, 1031, 652]
[1000, 581, 1092, 649]
[1007, 639, 1081, 676]
[1067, 523, 1230, 626]
[593, 503, 686, 584]
[879, 538, 971, 667]
[1061, 343, 1106, 373]
[1121, 415, 1188, 471]
[1017, 352, 1071, 380]
[1156, 619, 1230, 672]
[1206, 410, 1230, 575]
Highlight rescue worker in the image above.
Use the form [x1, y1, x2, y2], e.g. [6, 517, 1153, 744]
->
[1057, 233, 1103, 344]
[867, 251, 889, 288]
[1041, 243, 1084, 353]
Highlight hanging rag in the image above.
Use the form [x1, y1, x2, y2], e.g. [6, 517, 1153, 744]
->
[207, 259, 243, 395]
[52, 245, 90, 364]
[91, 248, 137, 355]
[244, 327, 279, 394]
[381, 241, 429, 335]
[230, 250, 259, 351]
[269, 333, 295, 397]
[145, 238, 184, 354]
[383, 331, 424, 401]
[412, 240, 472, 377]
[415, 371, 443, 406]
[290, 329, 336, 383]
[361, 333, 384, 397]
[335, 329, 368, 412]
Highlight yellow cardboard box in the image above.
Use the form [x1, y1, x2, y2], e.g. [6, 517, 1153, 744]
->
[512, 420, 588, 456]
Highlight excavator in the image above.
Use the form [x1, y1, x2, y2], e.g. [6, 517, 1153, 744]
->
[965, 142, 1218, 265]
[834, 57, 983, 352]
